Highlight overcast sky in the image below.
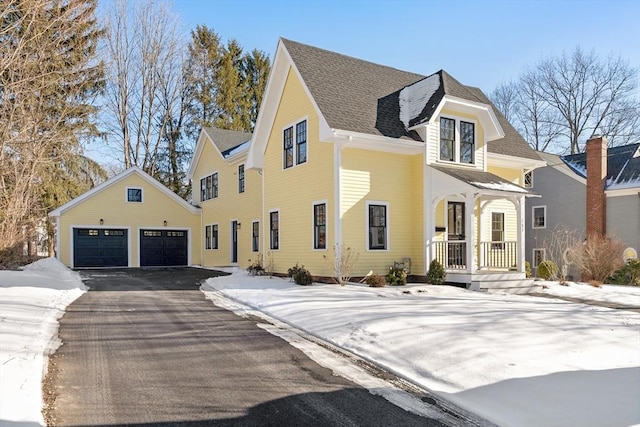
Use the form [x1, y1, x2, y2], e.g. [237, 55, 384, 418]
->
[172, 0, 640, 95]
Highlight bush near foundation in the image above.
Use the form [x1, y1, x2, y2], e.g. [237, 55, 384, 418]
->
[288, 263, 313, 286]
[365, 274, 386, 287]
[426, 259, 446, 285]
[537, 260, 559, 280]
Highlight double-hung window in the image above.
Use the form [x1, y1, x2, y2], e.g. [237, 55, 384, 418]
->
[313, 203, 326, 250]
[270, 211, 279, 250]
[238, 164, 245, 193]
[205, 224, 218, 250]
[200, 173, 218, 202]
[368, 203, 388, 250]
[440, 117, 475, 164]
[491, 212, 505, 250]
[283, 119, 307, 168]
[532, 206, 546, 229]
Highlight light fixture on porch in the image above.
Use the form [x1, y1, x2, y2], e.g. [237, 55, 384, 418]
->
[99, 218, 104, 225]
[163, 220, 167, 226]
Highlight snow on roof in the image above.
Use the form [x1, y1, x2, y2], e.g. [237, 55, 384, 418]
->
[469, 181, 529, 193]
[399, 74, 440, 129]
[222, 140, 250, 159]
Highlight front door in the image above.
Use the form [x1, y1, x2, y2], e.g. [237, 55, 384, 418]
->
[231, 221, 238, 264]
[447, 202, 465, 267]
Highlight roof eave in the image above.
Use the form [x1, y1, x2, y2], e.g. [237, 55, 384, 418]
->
[427, 95, 505, 141]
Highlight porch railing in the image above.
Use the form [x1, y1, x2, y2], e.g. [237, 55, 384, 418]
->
[434, 241, 466, 270]
[479, 241, 517, 269]
[433, 241, 518, 271]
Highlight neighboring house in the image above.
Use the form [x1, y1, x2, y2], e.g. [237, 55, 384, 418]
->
[187, 127, 261, 268]
[525, 136, 640, 277]
[49, 167, 201, 268]
[244, 38, 544, 291]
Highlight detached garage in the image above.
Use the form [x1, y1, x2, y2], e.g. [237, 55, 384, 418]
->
[49, 167, 202, 268]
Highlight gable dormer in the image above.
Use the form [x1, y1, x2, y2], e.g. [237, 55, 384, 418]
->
[399, 71, 504, 171]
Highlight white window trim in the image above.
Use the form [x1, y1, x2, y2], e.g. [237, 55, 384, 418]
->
[532, 205, 547, 229]
[491, 211, 505, 247]
[238, 164, 245, 194]
[282, 116, 309, 170]
[125, 187, 143, 203]
[199, 171, 220, 203]
[311, 200, 328, 251]
[532, 248, 546, 268]
[366, 201, 390, 252]
[251, 220, 260, 253]
[269, 209, 280, 251]
[205, 223, 219, 250]
[437, 115, 478, 165]
[524, 170, 534, 188]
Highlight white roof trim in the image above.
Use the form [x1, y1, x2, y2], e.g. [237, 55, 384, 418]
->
[488, 152, 547, 171]
[606, 187, 640, 197]
[425, 95, 505, 141]
[329, 128, 424, 155]
[187, 129, 227, 180]
[49, 166, 200, 217]
[246, 39, 331, 170]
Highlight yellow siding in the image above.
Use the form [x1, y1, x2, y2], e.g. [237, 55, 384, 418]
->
[263, 67, 334, 276]
[341, 148, 424, 276]
[57, 173, 201, 267]
[488, 166, 522, 185]
[191, 136, 262, 269]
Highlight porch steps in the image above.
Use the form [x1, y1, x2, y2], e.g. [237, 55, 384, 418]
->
[470, 278, 542, 294]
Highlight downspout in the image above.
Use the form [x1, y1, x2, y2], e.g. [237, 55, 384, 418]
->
[260, 169, 265, 264]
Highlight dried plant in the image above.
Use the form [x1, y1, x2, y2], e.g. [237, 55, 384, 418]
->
[567, 235, 626, 284]
[323, 244, 360, 285]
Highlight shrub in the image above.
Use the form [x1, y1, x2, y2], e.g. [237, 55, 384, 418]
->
[537, 260, 558, 280]
[567, 235, 625, 283]
[365, 274, 386, 287]
[288, 263, 313, 286]
[426, 259, 446, 285]
[525, 261, 532, 278]
[386, 266, 407, 286]
[609, 260, 640, 286]
[246, 258, 265, 276]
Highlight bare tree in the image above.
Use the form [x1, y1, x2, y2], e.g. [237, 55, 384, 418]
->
[0, 0, 104, 256]
[101, 0, 186, 175]
[491, 48, 639, 154]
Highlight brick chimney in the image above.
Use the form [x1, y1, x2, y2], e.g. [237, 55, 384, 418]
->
[585, 135, 607, 240]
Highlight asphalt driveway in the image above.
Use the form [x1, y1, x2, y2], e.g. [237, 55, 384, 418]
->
[44, 268, 448, 426]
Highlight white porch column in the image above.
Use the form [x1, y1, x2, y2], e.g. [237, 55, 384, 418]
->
[465, 193, 475, 274]
[515, 195, 526, 273]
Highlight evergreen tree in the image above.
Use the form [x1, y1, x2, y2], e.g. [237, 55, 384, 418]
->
[214, 39, 249, 131]
[242, 48, 270, 129]
[0, 0, 105, 255]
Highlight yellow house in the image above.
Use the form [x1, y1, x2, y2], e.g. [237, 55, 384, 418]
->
[49, 167, 201, 268]
[245, 38, 544, 291]
[187, 127, 261, 269]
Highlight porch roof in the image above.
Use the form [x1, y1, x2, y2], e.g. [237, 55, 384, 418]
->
[430, 165, 535, 198]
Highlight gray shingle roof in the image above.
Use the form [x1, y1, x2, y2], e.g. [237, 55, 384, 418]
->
[202, 127, 252, 153]
[281, 38, 539, 161]
[563, 143, 640, 189]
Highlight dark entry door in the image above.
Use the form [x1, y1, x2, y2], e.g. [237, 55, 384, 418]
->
[447, 202, 466, 267]
[140, 230, 188, 267]
[73, 228, 128, 268]
[231, 221, 238, 263]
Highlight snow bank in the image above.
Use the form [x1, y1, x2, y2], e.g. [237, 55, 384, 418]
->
[0, 258, 86, 426]
[203, 271, 640, 427]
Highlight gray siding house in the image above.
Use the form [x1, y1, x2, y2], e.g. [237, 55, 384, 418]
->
[525, 137, 640, 278]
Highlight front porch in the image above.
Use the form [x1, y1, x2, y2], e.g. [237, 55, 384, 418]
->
[433, 241, 536, 293]
[426, 165, 537, 293]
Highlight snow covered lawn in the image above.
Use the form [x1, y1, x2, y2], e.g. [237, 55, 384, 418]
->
[203, 272, 640, 427]
[1, 259, 638, 427]
[0, 258, 86, 426]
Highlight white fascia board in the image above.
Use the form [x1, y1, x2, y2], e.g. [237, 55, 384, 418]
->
[49, 166, 201, 217]
[186, 130, 209, 180]
[247, 39, 331, 170]
[426, 95, 505, 141]
[606, 187, 640, 197]
[328, 129, 424, 155]
[225, 150, 248, 165]
[488, 152, 546, 170]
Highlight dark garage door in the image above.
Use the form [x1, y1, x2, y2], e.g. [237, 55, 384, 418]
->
[140, 230, 188, 267]
[73, 228, 128, 268]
